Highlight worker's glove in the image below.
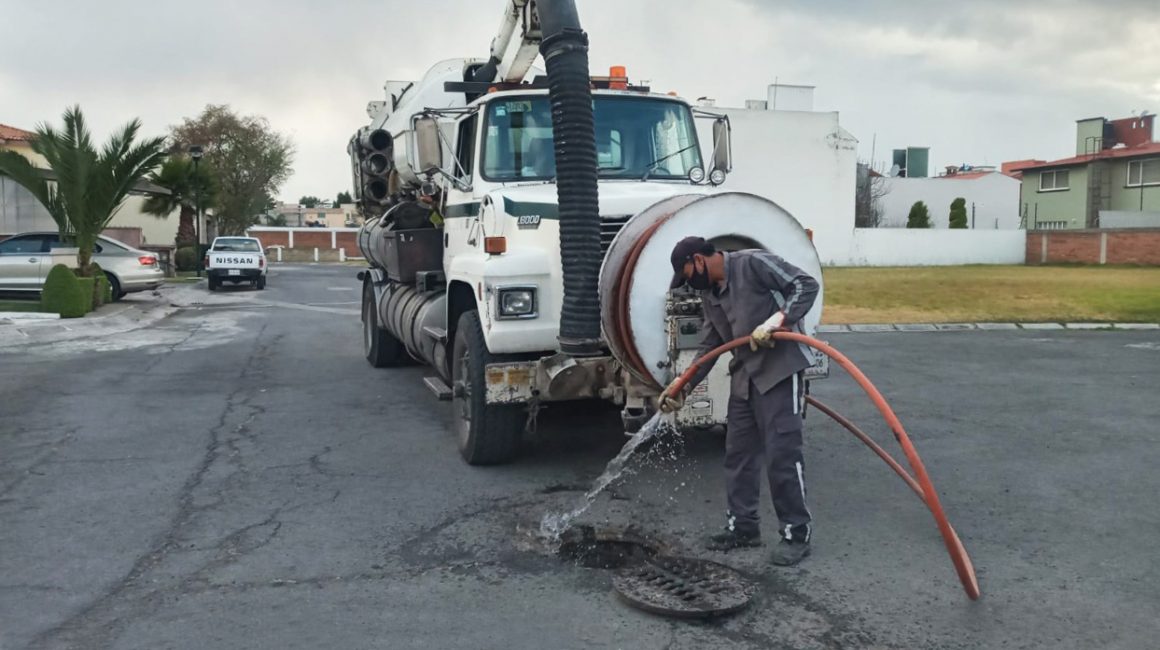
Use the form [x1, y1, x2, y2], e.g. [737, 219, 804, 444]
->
[658, 385, 686, 414]
[749, 311, 787, 351]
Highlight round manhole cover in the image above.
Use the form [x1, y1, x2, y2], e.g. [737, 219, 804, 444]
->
[613, 555, 756, 619]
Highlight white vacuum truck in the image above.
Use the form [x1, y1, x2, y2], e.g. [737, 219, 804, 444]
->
[352, 0, 826, 464]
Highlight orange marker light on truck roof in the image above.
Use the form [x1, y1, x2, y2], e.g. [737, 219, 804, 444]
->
[609, 65, 628, 90]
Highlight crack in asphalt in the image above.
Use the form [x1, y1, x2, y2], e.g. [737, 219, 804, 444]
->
[27, 325, 279, 650]
[0, 428, 79, 500]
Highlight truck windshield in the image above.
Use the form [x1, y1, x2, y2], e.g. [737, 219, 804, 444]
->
[213, 239, 260, 252]
[481, 95, 702, 182]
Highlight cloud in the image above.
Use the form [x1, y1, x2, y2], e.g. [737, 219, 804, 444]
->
[2, 0, 1157, 200]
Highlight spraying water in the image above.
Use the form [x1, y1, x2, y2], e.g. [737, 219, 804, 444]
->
[539, 412, 678, 540]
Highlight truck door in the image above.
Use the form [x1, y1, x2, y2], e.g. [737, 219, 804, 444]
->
[443, 111, 481, 268]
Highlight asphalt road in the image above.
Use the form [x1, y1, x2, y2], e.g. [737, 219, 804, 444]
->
[2, 263, 1159, 649]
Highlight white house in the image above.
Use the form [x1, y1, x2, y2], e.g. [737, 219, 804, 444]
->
[706, 85, 858, 266]
[1, 121, 179, 246]
[879, 170, 1022, 230]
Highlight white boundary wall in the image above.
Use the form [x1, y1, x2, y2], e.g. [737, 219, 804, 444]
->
[841, 228, 1026, 266]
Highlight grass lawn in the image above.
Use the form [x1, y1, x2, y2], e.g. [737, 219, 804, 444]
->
[0, 299, 42, 313]
[821, 265, 1160, 324]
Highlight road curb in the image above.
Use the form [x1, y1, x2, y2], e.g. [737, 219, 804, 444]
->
[817, 322, 1160, 333]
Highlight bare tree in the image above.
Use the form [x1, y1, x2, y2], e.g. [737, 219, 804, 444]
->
[854, 161, 890, 228]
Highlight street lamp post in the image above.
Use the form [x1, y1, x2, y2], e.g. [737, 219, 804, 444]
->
[189, 145, 204, 278]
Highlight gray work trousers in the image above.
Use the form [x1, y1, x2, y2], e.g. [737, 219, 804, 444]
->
[725, 372, 812, 543]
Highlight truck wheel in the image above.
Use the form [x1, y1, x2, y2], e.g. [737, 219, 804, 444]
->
[208, 276, 218, 291]
[256, 276, 266, 290]
[452, 310, 524, 465]
[362, 282, 407, 368]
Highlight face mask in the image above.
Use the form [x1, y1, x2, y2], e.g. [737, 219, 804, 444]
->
[687, 260, 712, 290]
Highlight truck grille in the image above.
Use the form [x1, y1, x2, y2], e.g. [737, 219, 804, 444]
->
[600, 215, 632, 256]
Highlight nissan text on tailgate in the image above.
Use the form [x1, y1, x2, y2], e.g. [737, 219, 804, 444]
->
[206, 237, 267, 291]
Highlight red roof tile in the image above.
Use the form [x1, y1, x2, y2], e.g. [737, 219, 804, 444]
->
[0, 123, 36, 142]
[936, 171, 992, 180]
[1016, 142, 1160, 171]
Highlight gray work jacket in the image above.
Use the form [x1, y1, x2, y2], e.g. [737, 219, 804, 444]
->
[686, 250, 820, 396]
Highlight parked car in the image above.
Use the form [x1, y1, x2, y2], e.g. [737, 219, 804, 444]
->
[0, 232, 164, 299]
[205, 236, 267, 291]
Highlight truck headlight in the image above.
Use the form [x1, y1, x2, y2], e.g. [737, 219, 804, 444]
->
[498, 288, 537, 318]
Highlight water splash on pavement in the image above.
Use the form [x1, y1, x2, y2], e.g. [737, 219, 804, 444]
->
[539, 412, 678, 540]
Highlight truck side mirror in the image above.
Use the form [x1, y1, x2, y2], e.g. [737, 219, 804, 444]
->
[712, 117, 732, 173]
[415, 116, 443, 175]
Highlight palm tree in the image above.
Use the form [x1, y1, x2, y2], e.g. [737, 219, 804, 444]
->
[142, 155, 216, 247]
[0, 105, 166, 276]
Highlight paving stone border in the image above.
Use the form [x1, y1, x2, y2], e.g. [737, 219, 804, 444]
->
[816, 322, 1159, 333]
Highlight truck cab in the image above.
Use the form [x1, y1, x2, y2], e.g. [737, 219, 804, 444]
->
[428, 86, 730, 357]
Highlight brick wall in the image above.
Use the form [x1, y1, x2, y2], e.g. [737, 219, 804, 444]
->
[1107, 231, 1160, 265]
[251, 230, 289, 249]
[245, 227, 361, 258]
[1027, 229, 1160, 265]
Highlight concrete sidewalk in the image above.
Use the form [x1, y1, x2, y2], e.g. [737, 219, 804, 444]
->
[0, 283, 219, 349]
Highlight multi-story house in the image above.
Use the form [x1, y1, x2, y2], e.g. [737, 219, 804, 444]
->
[1016, 114, 1160, 230]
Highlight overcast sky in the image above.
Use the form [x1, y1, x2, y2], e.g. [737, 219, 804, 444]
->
[2, 0, 1157, 201]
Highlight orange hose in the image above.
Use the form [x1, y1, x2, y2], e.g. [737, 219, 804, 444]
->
[667, 333, 981, 600]
[805, 395, 923, 498]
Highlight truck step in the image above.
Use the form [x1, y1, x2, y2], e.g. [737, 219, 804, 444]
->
[423, 376, 453, 401]
[422, 326, 447, 343]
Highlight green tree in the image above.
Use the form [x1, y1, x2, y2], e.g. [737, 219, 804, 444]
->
[0, 105, 166, 276]
[141, 156, 217, 246]
[299, 195, 320, 208]
[906, 200, 931, 229]
[267, 213, 287, 226]
[335, 191, 353, 205]
[169, 105, 294, 235]
[949, 197, 968, 229]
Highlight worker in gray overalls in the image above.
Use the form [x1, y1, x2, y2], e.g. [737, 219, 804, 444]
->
[660, 236, 820, 566]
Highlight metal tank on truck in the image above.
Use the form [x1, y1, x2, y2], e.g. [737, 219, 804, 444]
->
[351, 0, 827, 465]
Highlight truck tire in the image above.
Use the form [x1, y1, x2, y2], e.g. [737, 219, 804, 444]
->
[208, 276, 218, 291]
[256, 275, 266, 290]
[362, 282, 407, 367]
[452, 310, 524, 465]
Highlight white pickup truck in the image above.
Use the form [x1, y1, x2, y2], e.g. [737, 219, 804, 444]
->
[205, 236, 267, 291]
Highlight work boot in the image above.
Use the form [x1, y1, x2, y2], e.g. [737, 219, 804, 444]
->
[704, 527, 762, 551]
[770, 540, 811, 566]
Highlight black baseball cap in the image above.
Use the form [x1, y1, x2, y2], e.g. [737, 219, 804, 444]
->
[669, 236, 715, 288]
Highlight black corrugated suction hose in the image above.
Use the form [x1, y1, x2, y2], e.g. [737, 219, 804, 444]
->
[538, 0, 602, 356]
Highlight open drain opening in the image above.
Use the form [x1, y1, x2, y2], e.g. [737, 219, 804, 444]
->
[555, 525, 757, 619]
[557, 524, 661, 569]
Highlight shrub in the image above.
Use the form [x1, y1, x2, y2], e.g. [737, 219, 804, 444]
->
[90, 262, 107, 308]
[949, 197, 968, 229]
[40, 264, 89, 318]
[75, 277, 95, 313]
[175, 246, 198, 271]
[906, 201, 931, 228]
